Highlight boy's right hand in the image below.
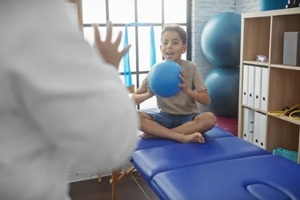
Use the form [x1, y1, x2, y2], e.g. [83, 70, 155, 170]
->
[146, 86, 154, 98]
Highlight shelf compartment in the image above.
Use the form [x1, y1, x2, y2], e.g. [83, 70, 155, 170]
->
[267, 116, 299, 155]
[242, 17, 270, 61]
[268, 67, 300, 111]
[270, 14, 300, 65]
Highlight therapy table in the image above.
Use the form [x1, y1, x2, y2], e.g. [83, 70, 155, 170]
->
[129, 126, 300, 200]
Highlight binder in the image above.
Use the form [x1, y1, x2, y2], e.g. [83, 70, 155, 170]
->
[259, 113, 267, 149]
[254, 66, 262, 110]
[260, 67, 268, 111]
[242, 65, 249, 105]
[253, 111, 267, 149]
[242, 108, 254, 143]
[248, 65, 255, 107]
[253, 111, 260, 147]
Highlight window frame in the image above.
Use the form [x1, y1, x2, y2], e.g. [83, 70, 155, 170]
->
[81, 0, 191, 108]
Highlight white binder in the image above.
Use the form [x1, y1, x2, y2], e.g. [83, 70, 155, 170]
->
[242, 108, 254, 143]
[253, 111, 267, 149]
[260, 67, 268, 111]
[253, 111, 260, 147]
[259, 113, 267, 149]
[242, 65, 249, 105]
[248, 65, 255, 107]
[254, 66, 262, 110]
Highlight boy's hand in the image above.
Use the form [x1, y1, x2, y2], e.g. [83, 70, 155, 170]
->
[178, 69, 190, 94]
[93, 21, 131, 69]
[146, 86, 154, 98]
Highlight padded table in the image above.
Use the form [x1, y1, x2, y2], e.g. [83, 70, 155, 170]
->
[130, 126, 300, 200]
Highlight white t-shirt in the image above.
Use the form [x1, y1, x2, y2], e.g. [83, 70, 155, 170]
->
[0, 1, 138, 199]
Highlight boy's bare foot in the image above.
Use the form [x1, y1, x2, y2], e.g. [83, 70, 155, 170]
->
[182, 132, 205, 143]
[140, 132, 157, 139]
[140, 131, 205, 143]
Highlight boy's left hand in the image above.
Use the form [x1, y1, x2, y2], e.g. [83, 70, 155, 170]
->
[178, 69, 190, 94]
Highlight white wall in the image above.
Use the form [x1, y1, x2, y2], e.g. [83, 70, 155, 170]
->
[236, 0, 260, 13]
[69, 0, 261, 182]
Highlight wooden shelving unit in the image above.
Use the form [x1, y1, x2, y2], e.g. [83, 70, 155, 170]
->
[238, 8, 300, 163]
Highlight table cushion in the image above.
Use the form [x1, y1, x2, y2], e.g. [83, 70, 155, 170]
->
[151, 154, 300, 200]
[131, 136, 269, 183]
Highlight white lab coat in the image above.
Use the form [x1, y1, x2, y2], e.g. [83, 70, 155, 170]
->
[0, 1, 138, 199]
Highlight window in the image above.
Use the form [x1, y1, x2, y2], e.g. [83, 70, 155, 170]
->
[82, 0, 191, 109]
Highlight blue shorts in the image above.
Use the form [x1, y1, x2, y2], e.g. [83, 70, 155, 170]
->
[145, 111, 200, 129]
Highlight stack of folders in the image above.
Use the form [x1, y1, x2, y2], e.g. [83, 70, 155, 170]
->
[242, 64, 268, 149]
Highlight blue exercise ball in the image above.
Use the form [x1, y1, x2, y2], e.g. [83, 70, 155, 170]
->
[205, 67, 240, 117]
[201, 12, 241, 67]
[149, 60, 182, 98]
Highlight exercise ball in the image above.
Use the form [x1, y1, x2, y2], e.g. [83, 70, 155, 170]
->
[201, 12, 241, 67]
[205, 67, 240, 117]
[148, 60, 182, 98]
[260, 0, 288, 11]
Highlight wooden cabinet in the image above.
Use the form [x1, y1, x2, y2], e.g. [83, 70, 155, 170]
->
[238, 8, 300, 163]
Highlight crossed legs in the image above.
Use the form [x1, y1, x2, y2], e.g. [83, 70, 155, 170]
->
[138, 111, 217, 143]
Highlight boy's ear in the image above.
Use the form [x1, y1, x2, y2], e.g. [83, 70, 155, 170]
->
[182, 44, 187, 54]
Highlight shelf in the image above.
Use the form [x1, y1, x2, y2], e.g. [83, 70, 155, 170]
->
[242, 7, 300, 18]
[243, 60, 269, 66]
[268, 114, 300, 126]
[241, 104, 267, 114]
[270, 64, 300, 70]
[238, 8, 300, 159]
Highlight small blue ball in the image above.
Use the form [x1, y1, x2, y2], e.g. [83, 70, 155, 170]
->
[149, 60, 182, 98]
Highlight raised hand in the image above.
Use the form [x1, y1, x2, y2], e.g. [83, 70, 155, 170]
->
[93, 21, 131, 69]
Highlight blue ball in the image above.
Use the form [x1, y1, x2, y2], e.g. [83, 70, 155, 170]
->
[201, 12, 241, 67]
[149, 60, 182, 98]
[205, 67, 240, 117]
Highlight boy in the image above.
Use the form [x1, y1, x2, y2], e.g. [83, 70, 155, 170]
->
[132, 25, 217, 143]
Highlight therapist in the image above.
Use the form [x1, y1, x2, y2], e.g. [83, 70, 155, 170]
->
[0, 1, 138, 200]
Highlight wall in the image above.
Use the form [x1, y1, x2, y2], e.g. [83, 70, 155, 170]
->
[69, 0, 261, 182]
[191, 0, 259, 112]
[192, 0, 260, 77]
[236, 0, 260, 13]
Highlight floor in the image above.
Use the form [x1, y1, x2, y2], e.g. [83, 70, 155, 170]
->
[69, 171, 159, 200]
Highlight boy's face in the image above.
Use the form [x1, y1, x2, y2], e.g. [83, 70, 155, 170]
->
[160, 31, 187, 63]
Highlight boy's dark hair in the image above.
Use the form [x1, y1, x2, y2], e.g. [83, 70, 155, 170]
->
[161, 25, 187, 44]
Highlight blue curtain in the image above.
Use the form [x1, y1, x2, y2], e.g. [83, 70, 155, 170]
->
[123, 22, 156, 87]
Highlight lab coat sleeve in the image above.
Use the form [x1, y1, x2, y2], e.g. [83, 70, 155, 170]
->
[3, 0, 139, 171]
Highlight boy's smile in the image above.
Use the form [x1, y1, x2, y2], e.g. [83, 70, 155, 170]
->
[160, 31, 187, 63]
